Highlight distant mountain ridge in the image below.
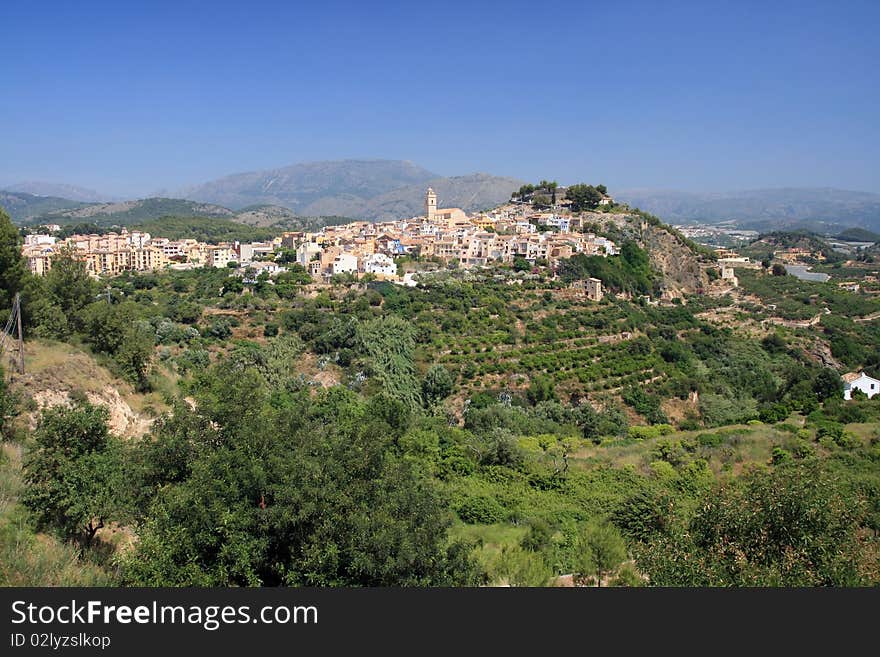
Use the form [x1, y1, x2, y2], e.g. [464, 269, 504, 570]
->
[177, 159, 439, 211]
[4, 181, 113, 203]
[177, 159, 523, 219]
[6, 162, 880, 231]
[616, 187, 880, 233]
[0, 190, 89, 221]
[301, 172, 525, 220]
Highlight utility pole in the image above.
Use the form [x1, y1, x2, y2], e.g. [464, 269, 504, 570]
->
[14, 293, 24, 374]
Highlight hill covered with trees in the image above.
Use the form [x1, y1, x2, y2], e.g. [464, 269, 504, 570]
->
[1, 204, 879, 587]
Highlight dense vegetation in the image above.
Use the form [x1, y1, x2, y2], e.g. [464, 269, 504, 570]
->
[133, 216, 277, 242]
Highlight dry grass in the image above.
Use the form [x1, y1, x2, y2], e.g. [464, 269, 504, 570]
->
[0, 442, 114, 586]
[10, 339, 168, 437]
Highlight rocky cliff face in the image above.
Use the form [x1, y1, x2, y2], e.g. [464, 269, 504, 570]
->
[594, 211, 710, 298]
[639, 222, 709, 298]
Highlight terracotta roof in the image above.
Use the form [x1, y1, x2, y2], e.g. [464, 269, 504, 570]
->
[842, 372, 863, 383]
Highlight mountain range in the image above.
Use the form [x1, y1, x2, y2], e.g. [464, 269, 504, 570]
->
[3, 181, 113, 203]
[3, 160, 523, 225]
[616, 187, 880, 233]
[176, 160, 523, 220]
[3, 160, 880, 232]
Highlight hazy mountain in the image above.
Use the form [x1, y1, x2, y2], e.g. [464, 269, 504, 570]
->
[178, 159, 523, 220]
[616, 187, 880, 233]
[178, 159, 438, 210]
[0, 190, 88, 221]
[4, 181, 112, 203]
[326, 173, 524, 221]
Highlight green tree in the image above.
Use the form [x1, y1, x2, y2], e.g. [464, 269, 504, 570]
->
[566, 184, 603, 212]
[634, 462, 871, 586]
[532, 194, 550, 209]
[80, 301, 154, 389]
[493, 545, 553, 586]
[513, 257, 531, 272]
[575, 521, 628, 586]
[0, 364, 20, 440]
[121, 384, 481, 586]
[42, 247, 95, 331]
[813, 368, 843, 402]
[771, 263, 787, 276]
[22, 400, 125, 546]
[527, 375, 557, 405]
[422, 365, 454, 406]
[0, 208, 29, 319]
[357, 316, 422, 409]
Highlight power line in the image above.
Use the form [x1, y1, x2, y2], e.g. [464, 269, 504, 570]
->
[0, 293, 24, 374]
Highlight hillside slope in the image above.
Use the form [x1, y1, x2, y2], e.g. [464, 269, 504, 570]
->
[7, 340, 158, 439]
[591, 210, 711, 297]
[0, 190, 87, 221]
[29, 197, 236, 225]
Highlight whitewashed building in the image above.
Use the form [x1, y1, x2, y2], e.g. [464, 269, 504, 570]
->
[362, 253, 397, 276]
[331, 252, 358, 275]
[842, 371, 880, 400]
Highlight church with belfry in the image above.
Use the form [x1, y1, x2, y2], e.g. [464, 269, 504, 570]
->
[424, 187, 468, 230]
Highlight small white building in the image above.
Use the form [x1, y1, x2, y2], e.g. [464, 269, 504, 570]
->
[842, 371, 880, 400]
[24, 234, 56, 246]
[362, 253, 397, 277]
[297, 242, 322, 268]
[331, 252, 358, 275]
[249, 261, 285, 276]
[238, 241, 275, 263]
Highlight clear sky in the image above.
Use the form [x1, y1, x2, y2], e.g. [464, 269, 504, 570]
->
[1, 0, 878, 197]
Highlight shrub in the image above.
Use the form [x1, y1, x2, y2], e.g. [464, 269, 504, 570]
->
[455, 495, 506, 524]
[628, 424, 675, 440]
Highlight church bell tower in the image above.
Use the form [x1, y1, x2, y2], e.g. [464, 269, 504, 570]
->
[425, 187, 437, 222]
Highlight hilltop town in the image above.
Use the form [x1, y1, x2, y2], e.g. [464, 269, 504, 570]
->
[22, 187, 618, 292]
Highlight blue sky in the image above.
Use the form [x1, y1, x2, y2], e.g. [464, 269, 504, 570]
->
[1, 0, 878, 197]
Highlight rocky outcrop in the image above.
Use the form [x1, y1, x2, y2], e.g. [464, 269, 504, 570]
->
[29, 388, 152, 438]
[597, 211, 710, 298]
[640, 223, 709, 298]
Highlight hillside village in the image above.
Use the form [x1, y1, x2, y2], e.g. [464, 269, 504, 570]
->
[22, 187, 618, 291]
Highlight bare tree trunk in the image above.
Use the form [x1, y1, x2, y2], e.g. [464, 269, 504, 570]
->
[85, 518, 105, 547]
